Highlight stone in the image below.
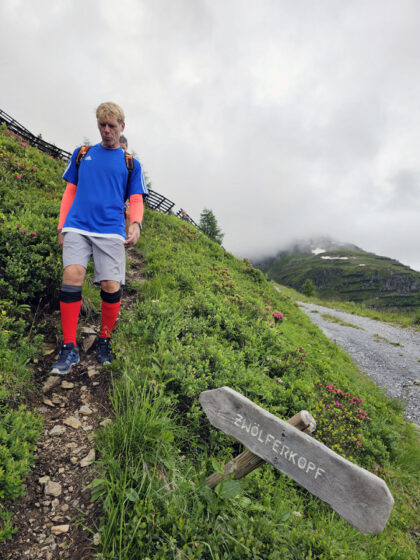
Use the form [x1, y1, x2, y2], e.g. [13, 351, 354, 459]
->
[100, 418, 112, 427]
[79, 405, 93, 415]
[80, 326, 97, 335]
[83, 334, 97, 353]
[87, 366, 100, 378]
[63, 416, 82, 429]
[49, 425, 66, 436]
[42, 376, 60, 393]
[39, 475, 50, 485]
[43, 343, 57, 356]
[61, 380, 74, 389]
[51, 524, 69, 535]
[80, 449, 96, 467]
[45, 481, 62, 497]
[42, 397, 55, 407]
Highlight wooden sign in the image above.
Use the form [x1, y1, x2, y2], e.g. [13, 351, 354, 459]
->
[199, 386, 394, 534]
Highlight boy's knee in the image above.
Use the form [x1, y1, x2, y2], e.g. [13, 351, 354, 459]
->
[100, 280, 121, 293]
[63, 265, 86, 285]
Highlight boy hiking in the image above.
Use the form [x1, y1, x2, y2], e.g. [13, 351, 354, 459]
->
[51, 102, 148, 374]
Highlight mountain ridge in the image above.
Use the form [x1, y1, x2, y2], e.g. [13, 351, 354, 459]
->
[254, 237, 420, 309]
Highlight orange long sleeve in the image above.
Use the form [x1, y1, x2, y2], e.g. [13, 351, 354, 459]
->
[129, 194, 144, 224]
[58, 182, 77, 230]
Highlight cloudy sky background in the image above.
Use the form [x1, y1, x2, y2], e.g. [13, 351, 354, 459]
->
[1, 0, 420, 270]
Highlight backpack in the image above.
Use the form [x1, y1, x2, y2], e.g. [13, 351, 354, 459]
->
[75, 145, 134, 200]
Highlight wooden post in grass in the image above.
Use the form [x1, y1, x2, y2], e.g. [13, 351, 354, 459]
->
[199, 386, 394, 534]
[205, 410, 316, 489]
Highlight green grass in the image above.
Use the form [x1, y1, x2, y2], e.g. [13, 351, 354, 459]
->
[372, 334, 403, 347]
[92, 210, 420, 559]
[320, 313, 364, 329]
[0, 126, 59, 540]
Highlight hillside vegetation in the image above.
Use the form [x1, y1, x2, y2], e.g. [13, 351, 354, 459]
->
[0, 125, 419, 558]
[256, 242, 420, 310]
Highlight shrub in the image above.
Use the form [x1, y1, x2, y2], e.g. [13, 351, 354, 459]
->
[312, 383, 370, 460]
[0, 405, 42, 541]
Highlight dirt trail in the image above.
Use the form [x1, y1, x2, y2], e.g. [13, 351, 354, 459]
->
[2, 249, 143, 560]
[298, 301, 420, 426]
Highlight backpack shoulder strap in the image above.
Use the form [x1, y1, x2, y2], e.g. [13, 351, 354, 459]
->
[125, 153, 134, 173]
[124, 153, 134, 199]
[76, 145, 91, 167]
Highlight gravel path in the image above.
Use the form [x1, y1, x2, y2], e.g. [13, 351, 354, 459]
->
[298, 302, 420, 425]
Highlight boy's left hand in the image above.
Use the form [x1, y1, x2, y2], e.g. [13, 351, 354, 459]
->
[124, 223, 141, 247]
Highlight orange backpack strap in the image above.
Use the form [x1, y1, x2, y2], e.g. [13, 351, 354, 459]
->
[125, 153, 134, 169]
[124, 153, 134, 199]
[76, 145, 91, 167]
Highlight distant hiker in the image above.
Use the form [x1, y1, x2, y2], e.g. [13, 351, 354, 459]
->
[120, 134, 131, 236]
[51, 102, 148, 375]
[180, 209, 189, 222]
[119, 134, 128, 153]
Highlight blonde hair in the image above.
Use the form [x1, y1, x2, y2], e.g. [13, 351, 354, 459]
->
[96, 102, 125, 124]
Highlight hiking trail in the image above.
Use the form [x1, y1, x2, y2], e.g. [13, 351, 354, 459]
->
[2, 249, 144, 560]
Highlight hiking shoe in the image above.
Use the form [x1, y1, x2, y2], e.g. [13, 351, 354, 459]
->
[50, 342, 80, 375]
[97, 337, 115, 365]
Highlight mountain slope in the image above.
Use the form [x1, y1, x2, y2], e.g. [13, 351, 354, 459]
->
[1, 128, 419, 559]
[255, 238, 420, 309]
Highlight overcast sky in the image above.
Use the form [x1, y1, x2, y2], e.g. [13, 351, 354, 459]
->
[1, 0, 420, 270]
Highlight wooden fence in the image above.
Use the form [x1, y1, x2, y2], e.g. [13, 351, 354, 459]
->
[1, 108, 198, 221]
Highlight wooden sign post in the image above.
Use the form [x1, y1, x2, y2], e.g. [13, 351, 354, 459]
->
[199, 386, 394, 534]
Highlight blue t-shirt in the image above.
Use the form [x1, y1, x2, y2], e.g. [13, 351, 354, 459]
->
[62, 143, 148, 239]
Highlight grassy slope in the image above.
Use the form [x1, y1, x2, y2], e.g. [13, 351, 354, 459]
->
[257, 250, 420, 310]
[0, 128, 418, 558]
[0, 126, 64, 540]
[95, 210, 420, 559]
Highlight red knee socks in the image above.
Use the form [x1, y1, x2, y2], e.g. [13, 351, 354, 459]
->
[100, 289, 122, 338]
[59, 284, 83, 345]
[100, 300, 121, 338]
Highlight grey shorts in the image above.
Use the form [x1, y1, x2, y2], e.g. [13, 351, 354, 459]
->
[62, 232, 126, 285]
